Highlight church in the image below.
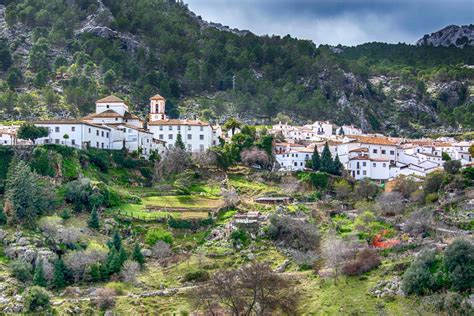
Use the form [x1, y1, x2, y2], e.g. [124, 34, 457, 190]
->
[32, 94, 221, 157]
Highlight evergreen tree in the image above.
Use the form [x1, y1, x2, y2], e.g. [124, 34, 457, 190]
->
[118, 247, 128, 266]
[107, 250, 122, 274]
[33, 260, 47, 287]
[311, 146, 321, 171]
[0, 206, 7, 225]
[89, 264, 101, 282]
[132, 243, 145, 267]
[99, 263, 110, 281]
[87, 208, 100, 229]
[320, 142, 333, 173]
[332, 154, 344, 176]
[51, 259, 67, 289]
[112, 230, 122, 251]
[175, 133, 186, 150]
[338, 127, 345, 136]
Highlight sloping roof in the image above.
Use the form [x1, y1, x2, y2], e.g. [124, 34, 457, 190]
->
[352, 136, 397, 146]
[148, 119, 210, 126]
[96, 95, 125, 103]
[150, 94, 165, 101]
[83, 110, 122, 119]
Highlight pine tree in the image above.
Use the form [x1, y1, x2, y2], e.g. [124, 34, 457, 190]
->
[118, 247, 128, 266]
[89, 264, 101, 282]
[175, 133, 186, 150]
[33, 260, 47, 287]
[332, 154, 344, 176]
[107, 249, 122, 274]
[311, 146, 321, 171]
[320, 142, 333, 173]
[88, 208, 100, 229]
[99, 263, 110, 281]
[112, 230, 122, 251]
[132, 243, 145, 267]
[51, 259, 67, 289]
[338, 127, 345, 136]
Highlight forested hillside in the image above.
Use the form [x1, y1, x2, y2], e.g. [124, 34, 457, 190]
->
[0, 0, 473, 136]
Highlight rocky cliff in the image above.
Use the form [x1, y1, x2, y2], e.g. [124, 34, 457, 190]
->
[417, 25, 474, 48]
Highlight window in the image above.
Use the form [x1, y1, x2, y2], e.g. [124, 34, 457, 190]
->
[71, 139, 75, 145]
[294, 162, 297, 166]
[373, 149, 378, 154]
[177, 126, 181, 131]
[169, 126, 173, 131]
[356, 162, 360, 169]
[383, 163, 386, 167]
[106, 132, 109, 137]
[101, 131, 104, 137]
[106, 105, 109, 108]
[88, 128, 91, 133]
[55, 139, 59, 144]
[96, 142, 99, 148]
[55, 127, 60, 133]
[188, 134, 192, 140]
[200, 126, 204, 131]
[159, 134, 164, 140]
[199, 135, 204, 140]
[390, 150, 395, 155]
[115, 118, 118, 121]
[101, 143, 104, 149]
[168, 134, 173, 140]
[187, 144, 192, 151]
[159, 126, 163, 131]
[357, 170, 360, 175]
[199, 144, 204, 152]
[363, 170, 367, 175]
[188, 126, 191, 131]
[71, 126, 75, 132]
[372, 163, 376, 167]
[381, 150, 386, 154]
[362, 162, 366, 167]
[96, 130, 99, 136]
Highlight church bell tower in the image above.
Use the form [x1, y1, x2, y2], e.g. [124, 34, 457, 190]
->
[149, 94, 168, 122]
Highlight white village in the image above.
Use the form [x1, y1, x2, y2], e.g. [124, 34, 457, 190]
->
[1, 94, 472, 182]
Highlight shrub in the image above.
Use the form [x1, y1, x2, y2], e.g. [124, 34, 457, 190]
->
[23, 286, 50, 312]
[268, 215, 320, 251]
[424, 171, 445, 194]
[342, 249, 381, 276]
[443, 160, 462, 175]
[120, 260, 140, 284]
[145, 228, 173, 246]
[444, 239, 474, 292]
[402, 249, 445, 295]
[183, 270, 210, 283]
[230, 229, 250, 247]
[10, 259, 32, 283]
[151, 241, 172, 259]
[92, 288, 116, 310]
[310, 172, 328, 189]
[425, 193, 438, 204]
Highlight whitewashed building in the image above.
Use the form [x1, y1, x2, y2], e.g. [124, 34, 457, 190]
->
[275, 148, 313, 171]
[147, 94, 221, 152]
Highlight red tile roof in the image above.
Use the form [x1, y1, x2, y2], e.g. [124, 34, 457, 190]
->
[96, 95, 125, 103]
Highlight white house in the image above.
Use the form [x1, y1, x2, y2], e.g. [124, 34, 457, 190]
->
[275, 148, 313, 171]
[147, 94, 221, 152]
[0, 126, 17, 145]
[336, 125, 362, 136]
[34, 120, 112, 149]
[309, 121, 333, 137]
[347, 155, 390, 180]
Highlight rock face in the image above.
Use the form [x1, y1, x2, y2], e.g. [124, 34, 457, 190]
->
[417, 25, 474, 48]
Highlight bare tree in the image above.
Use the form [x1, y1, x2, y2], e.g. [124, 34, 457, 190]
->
[221, 188, 240, 208]
[393, 176, 419, 199]
[191, 262, 298, 315]
[375, 192, 405, 216]
[240, 147, 271, 169]
[268, 215, 320, 252]
[154, 147, 192, 180]
[354, 179, 379, 200]
[404, 208, 435, 236]
[193, 150, 218, 169]
[322, 231, 357, 283]
[120, 260, 140, 284]
[151, 241, 172, 260]
[64, 248, 108, 282]
[91, 288, 116, 310]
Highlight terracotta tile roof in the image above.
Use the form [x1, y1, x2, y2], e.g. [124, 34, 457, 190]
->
[275, 142, 305, 147]
[96, 95, 125, 103]
[349, 147, 369, 153]
[350, 155, 390, 162]
[150, 94, 165, 101]
[83, 110, 122, 119]
[352, 136, 397, 146]
[148, 119, 210, 126]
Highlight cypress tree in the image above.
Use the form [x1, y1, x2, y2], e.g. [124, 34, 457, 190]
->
[118, 247, 128, 266]
[311, 146, 321, 171]
[132, 243, 145, 267]
[51, 259, 66, 289]
[33, 259, 47, 287]
[99, 263, 110, 281]
[320, 142, 333, 173]
[88, 208, 100, 229]
[332, 154, 344, 176]
[175, 133, 186, 150]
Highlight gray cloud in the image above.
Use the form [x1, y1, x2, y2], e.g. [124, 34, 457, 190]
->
[185, 0, 474, 46]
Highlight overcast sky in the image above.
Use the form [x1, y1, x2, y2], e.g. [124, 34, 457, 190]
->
[185, 0, 474, 46]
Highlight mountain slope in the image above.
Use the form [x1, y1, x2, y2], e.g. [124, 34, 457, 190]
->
[417, 25, 474, 48]
[0, 0, 473, 137]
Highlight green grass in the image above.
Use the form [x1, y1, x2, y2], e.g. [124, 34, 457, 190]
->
[228, 175, 281, 196]
[143, 195, 224, 210]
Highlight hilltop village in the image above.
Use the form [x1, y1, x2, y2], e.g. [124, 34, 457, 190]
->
[1, 94, 472, 181]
